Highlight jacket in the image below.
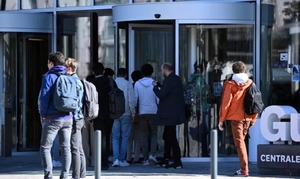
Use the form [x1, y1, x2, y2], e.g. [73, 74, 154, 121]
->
[134, 77, 158, 115]
[72, 73, 84, 120]
[39, 65, 72, 120]
[115, 77, 136, 117]
[219, 73, 258, 123]
[153, 72, 185, 126]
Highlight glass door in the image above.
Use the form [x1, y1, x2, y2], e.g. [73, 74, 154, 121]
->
[178, 24, 254, 157]
[17, 34, 50, 151]
[128, 23, 174, 156]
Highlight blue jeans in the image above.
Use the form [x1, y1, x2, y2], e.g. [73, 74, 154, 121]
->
[112, 115, 132, 161]
[40, 119, 73, 179]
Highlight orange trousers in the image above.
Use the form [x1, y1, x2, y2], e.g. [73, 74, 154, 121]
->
[231, 120, 250, 172]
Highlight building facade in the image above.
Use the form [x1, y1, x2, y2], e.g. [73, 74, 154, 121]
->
[0, 0, 297, 160]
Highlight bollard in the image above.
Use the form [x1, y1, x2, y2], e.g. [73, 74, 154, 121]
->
[95, 130, 101, 179]
[210, 129, 218, 179]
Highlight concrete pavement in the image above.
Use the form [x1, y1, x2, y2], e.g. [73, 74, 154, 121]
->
[0, 152, 299, 179]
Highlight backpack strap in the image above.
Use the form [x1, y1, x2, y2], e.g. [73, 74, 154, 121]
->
[109, 77, 115, 90]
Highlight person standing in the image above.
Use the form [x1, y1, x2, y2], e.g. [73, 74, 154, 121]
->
[134, 64, 159, 165]
[89, 62, 116, 170]
[153, 62, 185, 169]
[39, 52, 73, 179]
[218, 61, 258, 177]
[126, 70, 143, 163]
[65, 58, 86, 179]
[111, 68, 136, 167]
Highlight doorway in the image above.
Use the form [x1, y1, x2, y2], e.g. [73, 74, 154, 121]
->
[0, 33, 50, 152]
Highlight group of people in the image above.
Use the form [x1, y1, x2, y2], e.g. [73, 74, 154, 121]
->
[38, 51, 258, 178]
[38, 51, 186, 179]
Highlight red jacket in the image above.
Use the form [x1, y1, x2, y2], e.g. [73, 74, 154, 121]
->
[219, 79, 258, 123]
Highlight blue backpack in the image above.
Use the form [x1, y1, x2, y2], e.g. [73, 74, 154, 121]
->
[52, 72, 79, 112]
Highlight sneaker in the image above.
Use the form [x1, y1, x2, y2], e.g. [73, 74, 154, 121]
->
[234, 169, 249, 177]
[157, 158, 169, 168]
[169, 160, 183, 169]
[142, 160, 150, 165]
[52, 160, 62, 167]
[112, 159, 120, 167]
[149, 155, 158, 163]
[119, 160, 130, 167]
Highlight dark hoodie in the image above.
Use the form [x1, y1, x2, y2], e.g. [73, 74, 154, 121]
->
[39, 65, 72, 120]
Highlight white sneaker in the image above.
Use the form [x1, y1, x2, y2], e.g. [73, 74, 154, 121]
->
[149, 155, 158, 163]
[119, 160, 130, 167]
[52, 160, 62, 167]
[142, 160, 150, 166]
[112, 159, 120, 167]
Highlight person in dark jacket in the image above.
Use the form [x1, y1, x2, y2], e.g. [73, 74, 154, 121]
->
[88, 62, 117, 170]
[152, 62, 185, 169]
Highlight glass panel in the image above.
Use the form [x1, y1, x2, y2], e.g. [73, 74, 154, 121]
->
[270, 0, 300, 111]
[58, 0, 90, 7]
[2, 33, 17, 151]
[95, 0, 128, 5]
[261, 0, 275, 5]
[21, 0, 53, 9]
[98, 16, 126, 70]
[179, 24, 254, 157]
[133, 28, 173, 153]
[134, 0, 169, 2]
[0, 0, 17, 10]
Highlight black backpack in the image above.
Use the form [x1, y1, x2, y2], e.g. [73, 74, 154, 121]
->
[243, 82, 264, 115]
[108, 78, 125, 119]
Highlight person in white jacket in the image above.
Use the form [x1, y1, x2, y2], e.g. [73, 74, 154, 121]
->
[112, 68, 136, 167]
[134, 64, 159, 165]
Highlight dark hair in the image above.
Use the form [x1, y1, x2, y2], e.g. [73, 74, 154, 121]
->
[162, 62, 173, 72]
[193, 61, 205, 73]
[92, 62, 105, 76]
[48, 52, 65, 66]
[117, 68, 127, 77]
[232, 61, 246, 73]
[104, 68, 115, 77]
[141, 64, 154, 77]
[131, 70, 143, 82]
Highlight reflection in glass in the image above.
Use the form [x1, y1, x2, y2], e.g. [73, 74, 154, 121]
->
[0, 0, 17, 10]
[178, 24, 254, 157]
[21, 0, 53, 9]
[134, 0, 169, 2]
[270, 0, 300, 111]
[95, 0, 127, 5]
[58, 0, 90, 7]
[98, 16, 126, 70]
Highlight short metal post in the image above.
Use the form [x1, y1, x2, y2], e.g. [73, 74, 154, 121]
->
[210, 129, 218, 179]
[95, 130, 101, 179]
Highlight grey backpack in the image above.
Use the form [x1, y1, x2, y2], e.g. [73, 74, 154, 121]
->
[81, 78, 99, 121]
[52, 72, 78, 112]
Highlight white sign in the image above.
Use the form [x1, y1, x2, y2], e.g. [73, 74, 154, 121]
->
[280, 53, 288, 61]
[260, 154, 300, 163]
[260, 105, 300, 142]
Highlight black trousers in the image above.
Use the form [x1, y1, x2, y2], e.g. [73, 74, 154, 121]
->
[163, 125, 181, 161]
[94, 119, 113, 168]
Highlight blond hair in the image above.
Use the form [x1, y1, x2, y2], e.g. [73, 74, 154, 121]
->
[65, 58, 78, 72]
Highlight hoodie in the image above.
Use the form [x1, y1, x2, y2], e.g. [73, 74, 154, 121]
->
[219, 73, 258, 122]
[39, 65, 73, 120]
[134, 77, 158, 115]
[189, 73, 209, 111]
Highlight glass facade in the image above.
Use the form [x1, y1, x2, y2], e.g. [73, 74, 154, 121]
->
[0, 0, 296, 159]
[21, 0, 53, 9]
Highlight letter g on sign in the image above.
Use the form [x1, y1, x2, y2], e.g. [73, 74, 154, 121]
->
[260, 105, 296, 142]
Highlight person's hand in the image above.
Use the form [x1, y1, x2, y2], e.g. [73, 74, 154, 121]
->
[152, 81, 157, 86]
[218, 121, 224, 131]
